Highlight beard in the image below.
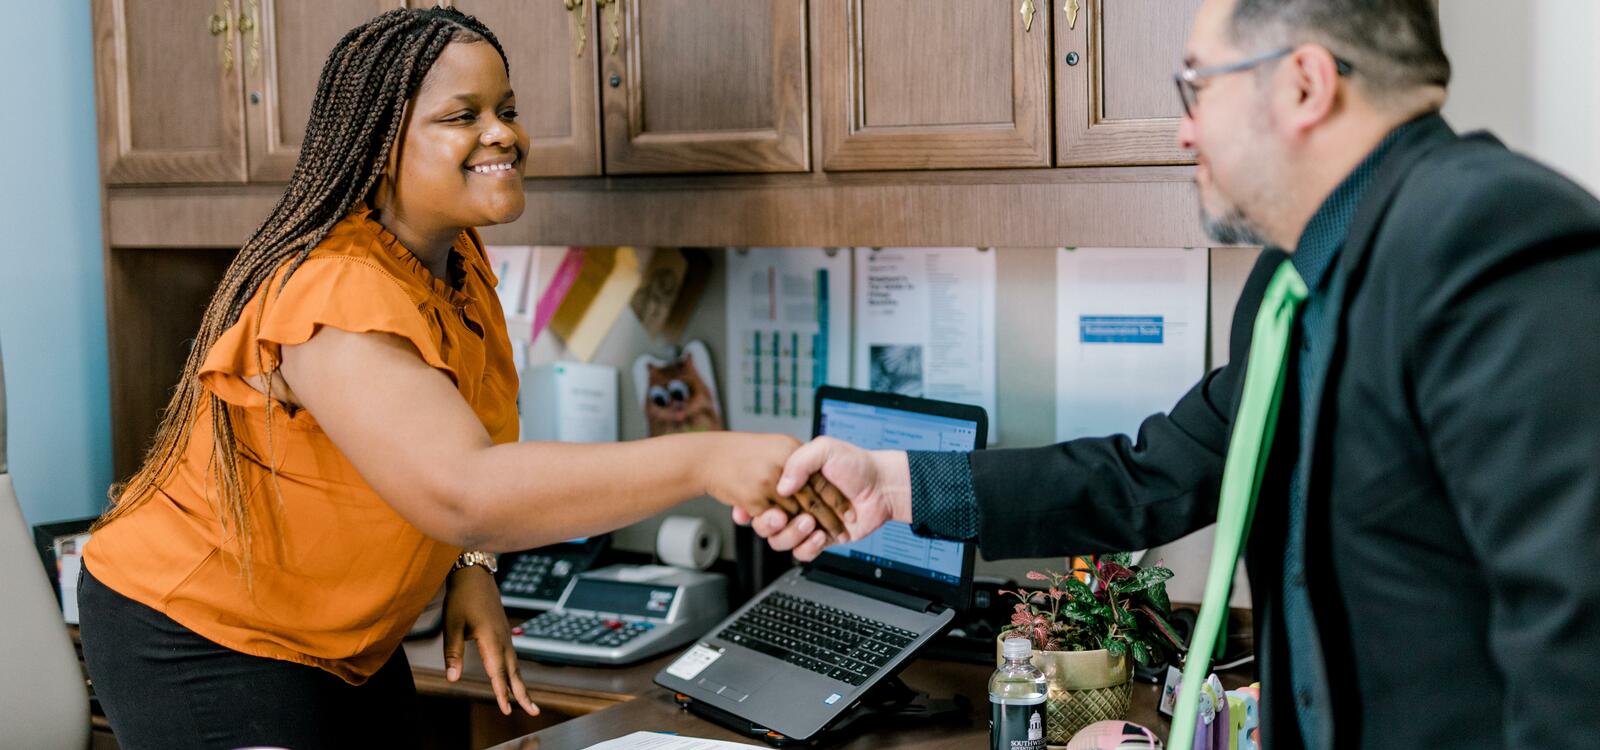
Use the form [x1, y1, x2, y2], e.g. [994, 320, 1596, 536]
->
[1201, 205, 1268, 246]
[1196, 109, 1277, 247]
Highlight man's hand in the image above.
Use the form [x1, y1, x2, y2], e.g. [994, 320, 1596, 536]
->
[733, 437, 911, 561]
[442, 566, 539, 717]
[701, 433, 852, 536]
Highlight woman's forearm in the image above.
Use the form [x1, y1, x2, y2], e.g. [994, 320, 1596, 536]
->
[279, 327, 800, 550]
[451, 432, 722, 551]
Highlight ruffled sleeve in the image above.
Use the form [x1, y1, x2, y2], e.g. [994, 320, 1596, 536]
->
[198, 256, 458, 410]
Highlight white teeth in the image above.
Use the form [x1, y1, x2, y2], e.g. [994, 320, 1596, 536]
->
[469, 162, 514, 174]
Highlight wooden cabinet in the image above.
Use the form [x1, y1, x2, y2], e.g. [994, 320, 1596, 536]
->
[96, 0, 412, 185]
[105, 248, 237, 481]
[242, 0, 405, 181]
[94, 0, 1208, 183]
[1054, 0, 1202, 166]
[599, 0, 810, 174]
[95, 0, 248, 184]
[816, 0, 1052, 171]
[447, 0, 602, 176]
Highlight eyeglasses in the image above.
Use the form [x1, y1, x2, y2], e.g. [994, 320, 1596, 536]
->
[1175, 46, 1353, 118]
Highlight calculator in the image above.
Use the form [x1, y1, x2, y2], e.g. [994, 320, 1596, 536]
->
[497, 536, 609, 610]
[511, 564, 728, 666]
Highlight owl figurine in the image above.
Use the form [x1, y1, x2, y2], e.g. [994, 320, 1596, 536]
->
[632, 340, 724, 436]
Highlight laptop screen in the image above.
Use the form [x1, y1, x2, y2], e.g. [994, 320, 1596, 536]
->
[812, 388, 982, 604]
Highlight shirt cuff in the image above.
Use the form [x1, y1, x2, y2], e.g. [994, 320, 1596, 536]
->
[907, 451, 979, 541]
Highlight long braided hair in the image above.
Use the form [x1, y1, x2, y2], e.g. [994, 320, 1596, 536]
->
[95, 7, 508, 575]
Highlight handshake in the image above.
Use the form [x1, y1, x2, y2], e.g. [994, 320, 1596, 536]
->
[707, 434, 910, 562]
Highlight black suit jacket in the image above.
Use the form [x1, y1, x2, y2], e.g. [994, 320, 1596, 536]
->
[965, 114, 1600, 749]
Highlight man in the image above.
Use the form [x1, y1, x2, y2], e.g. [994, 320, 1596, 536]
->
[741, 1, 1600, 748]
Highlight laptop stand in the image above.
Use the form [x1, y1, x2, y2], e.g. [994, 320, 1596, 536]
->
[673, 676, 971, 747]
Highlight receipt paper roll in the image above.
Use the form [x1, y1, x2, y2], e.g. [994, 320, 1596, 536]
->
[656, 515, 721, 569]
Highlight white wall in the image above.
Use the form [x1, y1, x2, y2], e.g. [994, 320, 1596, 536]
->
[1441, 0, 1600, 194]
[0, 4, 112, 526]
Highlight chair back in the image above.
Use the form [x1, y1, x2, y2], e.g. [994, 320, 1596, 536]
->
[0, 339, 92, 748]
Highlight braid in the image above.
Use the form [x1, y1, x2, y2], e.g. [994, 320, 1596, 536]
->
[96, 7, 508, 579]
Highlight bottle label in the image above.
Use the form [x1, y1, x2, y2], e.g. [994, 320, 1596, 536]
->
[991, 700, 1046, 750]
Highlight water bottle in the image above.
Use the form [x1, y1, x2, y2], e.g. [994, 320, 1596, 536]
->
[990, 637, 1047, 750]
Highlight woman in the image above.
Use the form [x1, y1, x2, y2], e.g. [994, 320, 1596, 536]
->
[78, 8, 845, 748]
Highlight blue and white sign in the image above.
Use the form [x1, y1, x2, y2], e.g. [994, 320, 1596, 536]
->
[1080, 315, 1165, 344]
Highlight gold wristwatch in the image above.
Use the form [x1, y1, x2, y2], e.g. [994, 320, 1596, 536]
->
[452, 550, 498, 575]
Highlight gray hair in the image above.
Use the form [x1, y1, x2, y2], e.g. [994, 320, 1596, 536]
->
[1230, 0, 1450, 103]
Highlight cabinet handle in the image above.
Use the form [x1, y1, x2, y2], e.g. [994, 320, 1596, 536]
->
[1020, 0, 1037, 32]
[596, 0, 621, 56]
[239, 0, 261, 73]
[207, 0, 234, 74]
[1064, 0, 1081, 31]
[562, 0, 588, 58]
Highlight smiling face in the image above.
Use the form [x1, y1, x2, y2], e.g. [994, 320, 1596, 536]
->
[386, 40, 529, 235]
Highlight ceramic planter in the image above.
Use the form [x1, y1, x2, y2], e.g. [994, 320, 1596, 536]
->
[997, 639, 1133, 744]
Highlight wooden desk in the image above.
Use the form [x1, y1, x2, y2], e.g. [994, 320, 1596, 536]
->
[402, 632, 678, 748]
[404, 633, 667, 715]
[83, 627, 1248, 749]
[484, 657, 1252, 750]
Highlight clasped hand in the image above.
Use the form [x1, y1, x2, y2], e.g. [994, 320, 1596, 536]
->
[441, 434, 893, 712]
[730, 436, 904, 562]
[701, 433, 859, 539]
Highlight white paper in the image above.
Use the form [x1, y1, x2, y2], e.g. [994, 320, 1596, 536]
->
[613, 564, 680, 582]
[487, 245, 547, 374]
[724, 248, 853, 439]
[486, 245, 533, 318]
[1055, 247, 1208, 441]
[581, 731, 761, 750]
[520, 361, 619, 443]
[852, 248, 997, 443]
[664, 643, 724, 681]
[59, 553, 82, 624]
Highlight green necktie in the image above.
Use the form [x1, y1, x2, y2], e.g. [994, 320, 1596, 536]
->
[1168, 260, 1307, 750]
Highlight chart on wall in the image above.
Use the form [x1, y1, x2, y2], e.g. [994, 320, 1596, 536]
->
[852, 247, 997, 444]
[1055, 247, 1208, 441]
[724, 248, 853, 440]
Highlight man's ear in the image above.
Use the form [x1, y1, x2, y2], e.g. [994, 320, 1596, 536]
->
[1276, 43, 1341, 137]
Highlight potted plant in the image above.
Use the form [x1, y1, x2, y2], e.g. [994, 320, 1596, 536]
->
[996, 553, 1187, 744]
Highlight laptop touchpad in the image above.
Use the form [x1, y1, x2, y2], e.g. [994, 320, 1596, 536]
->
[699, 663, 773, 703]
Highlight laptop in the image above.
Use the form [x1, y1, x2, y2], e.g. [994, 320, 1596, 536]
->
[656, 385, 985, 743]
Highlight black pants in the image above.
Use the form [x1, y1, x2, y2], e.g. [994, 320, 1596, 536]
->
[78, 566, 420, 750]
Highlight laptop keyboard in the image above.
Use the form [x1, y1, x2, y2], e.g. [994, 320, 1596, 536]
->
[715, 591, 919, 686]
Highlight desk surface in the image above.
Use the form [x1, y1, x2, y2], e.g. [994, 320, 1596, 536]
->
[474, 655, 1246, 750]
[84, 627, 1240, 749]
[403, 633, 672, 715]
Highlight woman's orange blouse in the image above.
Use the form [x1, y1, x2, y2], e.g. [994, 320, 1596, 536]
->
[86, 205, 519, 684]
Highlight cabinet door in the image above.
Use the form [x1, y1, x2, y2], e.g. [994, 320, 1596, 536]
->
[95, 0, 247, 184]
[241, 0, 404, 182]
[449, 0, 602, 177]
[818, 0, 1051, 171]
[600, 0, 809, 174]
[1055, 0, 1201, 166]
